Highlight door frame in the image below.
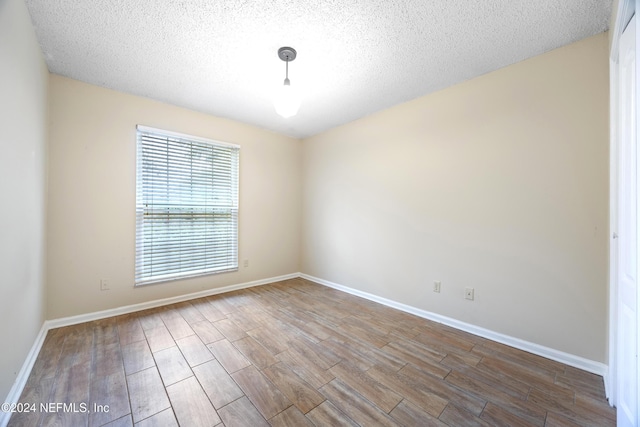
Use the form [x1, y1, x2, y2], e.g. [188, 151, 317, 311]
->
[609, 0, 639, 417]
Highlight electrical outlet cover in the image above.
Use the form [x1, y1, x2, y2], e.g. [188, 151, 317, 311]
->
[464, 287, 474, 300]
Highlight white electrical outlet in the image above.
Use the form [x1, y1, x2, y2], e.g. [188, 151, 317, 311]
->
[243, 259, 249, 268]
[100, 279, 110, 291]
[465, 287, 474, 300]
[433, 281, 441, 293]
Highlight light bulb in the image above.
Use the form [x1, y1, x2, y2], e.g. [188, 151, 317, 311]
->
[274, 81, 301, 118]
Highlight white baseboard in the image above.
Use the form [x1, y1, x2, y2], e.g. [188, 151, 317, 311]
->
[47, 273, 299, 329]
[300, 273, 609, 377]
[1, 323, 48, 427]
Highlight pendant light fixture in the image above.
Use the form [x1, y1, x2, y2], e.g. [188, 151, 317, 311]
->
[274, 47, 301, 118]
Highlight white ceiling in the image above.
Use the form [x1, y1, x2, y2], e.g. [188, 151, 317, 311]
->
[25, 0, 612, 138]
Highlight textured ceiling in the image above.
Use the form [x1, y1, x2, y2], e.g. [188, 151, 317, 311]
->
[25, 0, 612, 138]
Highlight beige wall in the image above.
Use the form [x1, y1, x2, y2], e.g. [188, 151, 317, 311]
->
[0, 0, 49, 401]
[301, 33, 609, 362]
[47, 76, 302, 319]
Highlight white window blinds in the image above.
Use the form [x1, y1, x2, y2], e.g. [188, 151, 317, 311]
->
[135, 126, 239, 285]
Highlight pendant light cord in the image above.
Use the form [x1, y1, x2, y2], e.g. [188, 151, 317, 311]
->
[284, 57, 290, 85]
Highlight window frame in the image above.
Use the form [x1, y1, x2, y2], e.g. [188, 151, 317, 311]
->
[135, 125, 240, 286]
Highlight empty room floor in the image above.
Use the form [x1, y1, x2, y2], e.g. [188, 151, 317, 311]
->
[8, 278, 614, 426]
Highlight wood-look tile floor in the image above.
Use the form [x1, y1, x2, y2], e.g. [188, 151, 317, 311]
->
[8, 278, 615, 427]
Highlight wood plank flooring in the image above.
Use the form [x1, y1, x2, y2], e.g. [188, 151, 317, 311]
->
[7, 278, 615, 426]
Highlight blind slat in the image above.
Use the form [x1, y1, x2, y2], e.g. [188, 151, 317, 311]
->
[135, 126, 239, 285]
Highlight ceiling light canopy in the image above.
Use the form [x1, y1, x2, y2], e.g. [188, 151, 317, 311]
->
[274, 47, 301, 118]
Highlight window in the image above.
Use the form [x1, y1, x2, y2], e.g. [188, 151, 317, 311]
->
[135, 125, 239, 285]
